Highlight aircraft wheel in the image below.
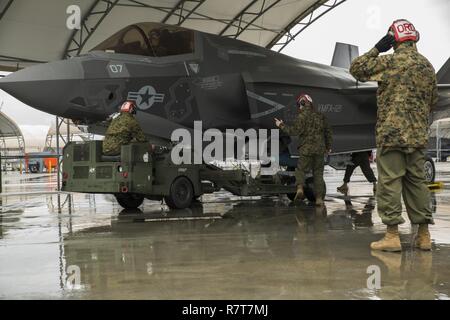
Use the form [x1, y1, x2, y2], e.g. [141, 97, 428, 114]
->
[304, 177, 326, 203]
[115, 193, 144, 209]
[165, 176, 194, 209]
[424, 156, 435, 184]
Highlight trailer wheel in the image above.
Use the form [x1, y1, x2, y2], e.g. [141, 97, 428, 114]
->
[115, 193, 144, 209]
[424, 156, 435, 184]
[165, 176, 194, 209]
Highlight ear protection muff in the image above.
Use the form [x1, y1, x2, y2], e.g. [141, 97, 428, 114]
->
[388, 28, 395, 37]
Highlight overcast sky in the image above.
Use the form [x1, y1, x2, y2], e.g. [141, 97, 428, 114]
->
[0, 0, 449, 130]
[283, 0, 450, 70]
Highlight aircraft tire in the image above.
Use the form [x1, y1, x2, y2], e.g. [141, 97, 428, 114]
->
[424, 156, 435, 184]
[165, 176, 194, 209]
[115, 193, 144, 209]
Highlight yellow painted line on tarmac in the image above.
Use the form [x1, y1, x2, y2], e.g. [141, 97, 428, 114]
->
[428, 181, 444, 190]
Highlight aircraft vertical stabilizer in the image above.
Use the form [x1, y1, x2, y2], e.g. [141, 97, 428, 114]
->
[437, 58, 450, 84]
[331, 42, 359, 69]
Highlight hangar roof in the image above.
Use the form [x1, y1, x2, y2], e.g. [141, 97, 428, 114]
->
[0, 110, 22, 138]
[0, 0, 346, 69]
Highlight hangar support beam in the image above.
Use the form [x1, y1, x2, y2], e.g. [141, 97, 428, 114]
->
[267, 0, 346, 52]
[0, 0, 14, 21]
[55, 117, 70, 191]
[63, 0, 120, 59]
[219, 0, 282, 38]
[161, 0, 207, 25]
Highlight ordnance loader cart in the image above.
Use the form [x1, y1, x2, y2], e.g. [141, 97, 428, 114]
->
[62, 141, 322, 209]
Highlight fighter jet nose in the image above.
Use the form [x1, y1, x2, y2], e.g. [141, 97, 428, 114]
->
[0, 60, 84, 116]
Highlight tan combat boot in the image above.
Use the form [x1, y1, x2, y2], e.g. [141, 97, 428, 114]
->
[315, 197, 324, 207]
[294, 186, 305, 202]
[370, 225, 402, 252]
[337, 183, 348, 195]
[415, 224, 432, 251]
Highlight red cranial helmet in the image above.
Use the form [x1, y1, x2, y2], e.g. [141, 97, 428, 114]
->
[388, 19, 420, 43]
[296, 93, 313, 108]
[120, 101, 136, 114]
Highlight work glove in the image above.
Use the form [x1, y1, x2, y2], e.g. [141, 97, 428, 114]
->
[374, 34, 395, 53]
[274, 118, 284, 128]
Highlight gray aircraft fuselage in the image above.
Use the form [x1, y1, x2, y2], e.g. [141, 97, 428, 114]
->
[0, 22, 390, 154]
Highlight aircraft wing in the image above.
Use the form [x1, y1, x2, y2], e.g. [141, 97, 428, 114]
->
[431, 84, 450, 122]
[431, 58, 450, 122]
[344, 83, 450, 123]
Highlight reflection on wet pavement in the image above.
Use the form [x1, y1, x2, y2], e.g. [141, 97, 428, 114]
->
[1, 166, 450, 299]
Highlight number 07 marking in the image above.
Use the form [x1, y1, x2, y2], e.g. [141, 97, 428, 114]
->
[109, 64, 123, 73]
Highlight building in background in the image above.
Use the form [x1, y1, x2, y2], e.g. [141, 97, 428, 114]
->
[0, 111, 25, 171]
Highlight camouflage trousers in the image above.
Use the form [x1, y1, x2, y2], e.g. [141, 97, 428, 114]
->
[295, 154, 325, 199]
[377, 147, 433, 225]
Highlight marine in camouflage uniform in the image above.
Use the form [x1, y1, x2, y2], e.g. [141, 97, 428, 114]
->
[350, 19, 438, 251]
[277, 94, 333, 204]
[103, 108, 147, 156]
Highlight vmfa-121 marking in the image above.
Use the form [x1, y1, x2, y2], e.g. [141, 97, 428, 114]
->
[0, 22, 449, 158]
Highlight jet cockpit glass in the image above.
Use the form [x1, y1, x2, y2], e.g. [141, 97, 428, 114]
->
[92, 22, 195, 57]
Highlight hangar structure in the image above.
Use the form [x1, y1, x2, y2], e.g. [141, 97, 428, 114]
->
[44, 119, 95, 152]
[0, 111, 25, 169]
[0, 0, 347, 69]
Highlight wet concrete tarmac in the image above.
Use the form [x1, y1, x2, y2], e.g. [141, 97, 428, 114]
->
[1, 166, 450, 300]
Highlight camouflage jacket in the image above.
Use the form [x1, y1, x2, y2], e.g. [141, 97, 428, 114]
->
[103, 112, 147, 156]
[281, 107, 332, 155]
[350, 42, 438, 148]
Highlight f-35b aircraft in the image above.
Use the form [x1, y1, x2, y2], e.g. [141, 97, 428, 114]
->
[0, 22, 449, 161]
